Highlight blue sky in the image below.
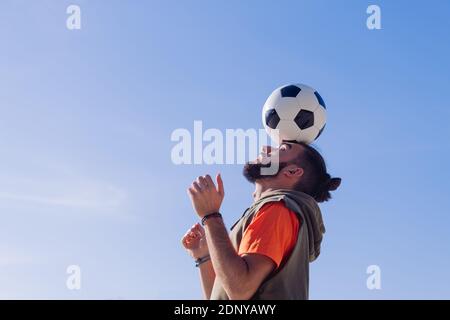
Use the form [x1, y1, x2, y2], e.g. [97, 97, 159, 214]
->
[1, 0, 449, 299]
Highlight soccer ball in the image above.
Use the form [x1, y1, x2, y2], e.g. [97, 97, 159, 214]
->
[262, 83, 327, 145]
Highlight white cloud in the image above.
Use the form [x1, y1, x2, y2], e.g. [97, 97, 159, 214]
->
[0, 245, 34, 267]
[0, 184, 126, 209]
[0, 174, 127, 211]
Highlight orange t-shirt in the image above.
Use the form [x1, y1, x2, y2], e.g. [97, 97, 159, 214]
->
[238, 201, 301, 269]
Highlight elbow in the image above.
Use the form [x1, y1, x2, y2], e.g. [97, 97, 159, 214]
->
[221, 256, 257, 300]
[226, 285, 256, 300]
[228, 292, 253, 300]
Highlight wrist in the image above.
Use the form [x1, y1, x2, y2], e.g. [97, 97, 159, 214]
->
[195, 254, 211, 267]
[191, 250, 209, 260]
[201, 212, 222, 226]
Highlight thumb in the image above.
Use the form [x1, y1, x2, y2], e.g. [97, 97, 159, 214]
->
[193, 223, 205, 236]
[216, 173, 224, 196]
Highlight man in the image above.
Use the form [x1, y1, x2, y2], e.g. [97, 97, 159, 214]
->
[181, 141, 341, 300]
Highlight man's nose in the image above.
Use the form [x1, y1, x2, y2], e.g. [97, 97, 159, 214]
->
[261, 145, 272, 155]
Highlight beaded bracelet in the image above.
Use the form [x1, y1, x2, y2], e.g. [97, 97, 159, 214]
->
[201, 212, 222, 226]
[195, 254, 211, 267]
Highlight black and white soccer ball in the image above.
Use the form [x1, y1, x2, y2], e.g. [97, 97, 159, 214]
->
[262, 84, 327, 145]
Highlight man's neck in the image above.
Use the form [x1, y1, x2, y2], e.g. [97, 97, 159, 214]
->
[252, 181, 284, 202]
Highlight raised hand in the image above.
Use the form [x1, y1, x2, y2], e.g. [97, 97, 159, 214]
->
[187, 173, 224, 218]
[181, 222, 208, 259]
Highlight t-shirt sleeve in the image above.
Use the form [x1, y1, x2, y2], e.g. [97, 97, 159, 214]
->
[237, 201, 300, 268]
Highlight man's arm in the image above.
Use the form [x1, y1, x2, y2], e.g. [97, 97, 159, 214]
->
[181, 223, 216, 299]
[188, 174, 275, 300]
[204, 216, 275, 300]
[198, 259, 215, 299]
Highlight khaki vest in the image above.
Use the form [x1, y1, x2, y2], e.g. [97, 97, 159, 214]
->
[209, 189, 325, 300]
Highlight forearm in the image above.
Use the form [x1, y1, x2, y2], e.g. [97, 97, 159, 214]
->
[204, 217, 250, 299]
[198, 259, 215, 300]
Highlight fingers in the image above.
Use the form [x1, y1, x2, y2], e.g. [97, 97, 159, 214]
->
[197, 176, 208, 189]
[188, 181, 202, 196]
[216, 173, 224, 196]
[204, 175, 214, 189]
[181, 223, 205, 248]
[194, 181, 203, 191]
[187, 186, 196, 197]
[181, 234, 191, 247]
[185, 223, 204, 239]
[190, 223, 203, 236]
[182, 232, 197, 246]
[188, 174, 223, 196]
[192, 222, 205, 236]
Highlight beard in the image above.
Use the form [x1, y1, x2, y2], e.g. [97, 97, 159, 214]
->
[243, 161, 289, 183]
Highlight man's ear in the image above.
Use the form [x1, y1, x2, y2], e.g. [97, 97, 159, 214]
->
[284, 166, 304, 178]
